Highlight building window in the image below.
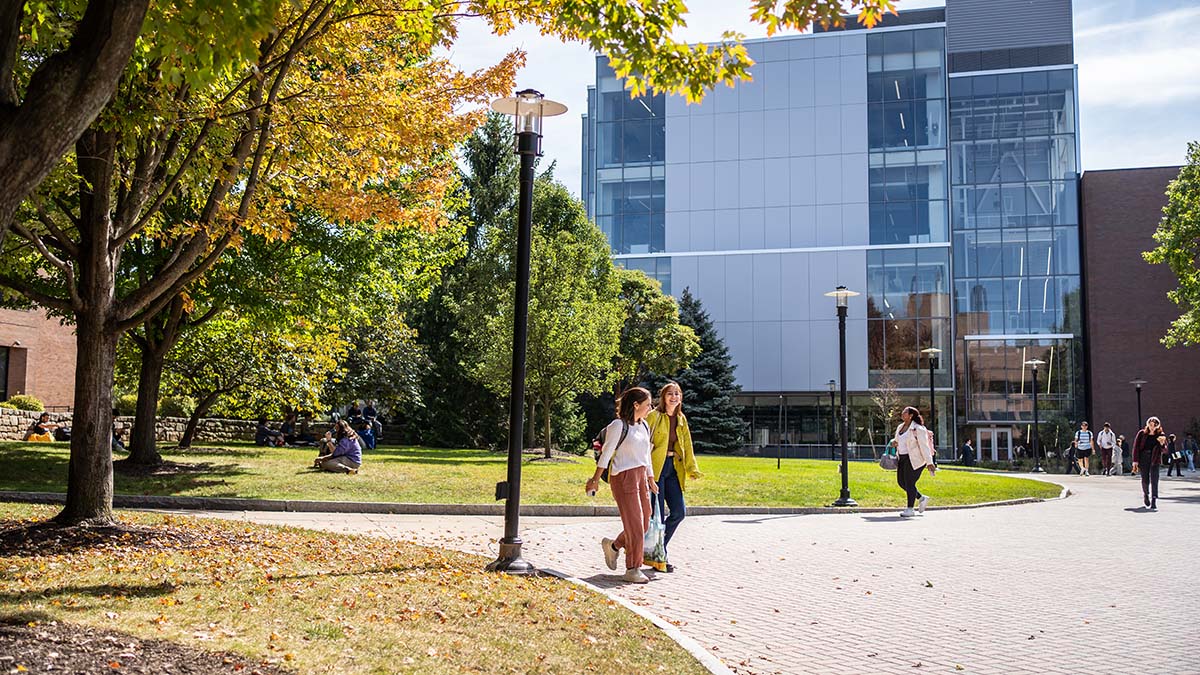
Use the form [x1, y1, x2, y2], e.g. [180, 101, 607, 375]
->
[866, 247, 951, 388]
[616, 256, 672, 295]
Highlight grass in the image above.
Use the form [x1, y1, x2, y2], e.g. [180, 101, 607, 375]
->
[0, 441, 1062, 507]
[0, 502, 710, 675]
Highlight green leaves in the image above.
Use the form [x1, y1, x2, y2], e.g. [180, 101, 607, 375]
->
[1144, 142, 1200, 347]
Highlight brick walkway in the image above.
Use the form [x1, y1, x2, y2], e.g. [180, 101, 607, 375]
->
[183, 472, 1200, 675]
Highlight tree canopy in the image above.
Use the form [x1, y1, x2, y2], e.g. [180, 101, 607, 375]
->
[1145, 142, 1200, 347]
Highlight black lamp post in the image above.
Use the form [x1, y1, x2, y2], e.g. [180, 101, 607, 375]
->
[1130, 378, 1146, 431]
[827, 379, 837, 461]
[825, 285, 859, 507]
[920, 346, 941, 451]
[486, 90, 567, 575]
[1025, 358, 1046, 473]
[777, 394, 784, 469]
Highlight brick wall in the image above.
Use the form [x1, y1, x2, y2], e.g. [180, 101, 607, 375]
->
[0, 308, 77, 408]
[0, 409, 332, 444]
[1081, 166, 1200, 437]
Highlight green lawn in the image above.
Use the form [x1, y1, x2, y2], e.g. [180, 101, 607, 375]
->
[0, 441, 1061, 507]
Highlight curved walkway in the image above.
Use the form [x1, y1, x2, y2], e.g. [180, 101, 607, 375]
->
[176, 472, 1200, 675]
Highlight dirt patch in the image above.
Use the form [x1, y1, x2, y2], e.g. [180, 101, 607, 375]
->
[0, 620, 291, 674]
[113, 459, 227, 477]
[0, 519, 254, 558]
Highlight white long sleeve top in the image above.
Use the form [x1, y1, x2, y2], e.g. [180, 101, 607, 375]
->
[595, 418, 652, 477]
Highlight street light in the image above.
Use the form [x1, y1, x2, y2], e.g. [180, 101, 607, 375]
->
[777, 394, 784, 469]
[827, 379, 837, 461]
[1025, 359, 1046, 473]
[920, 347, 941, 451]
[486, 89, 567, 575]
[824, 285, 859, 507]
[1130, 379, 1146, 432]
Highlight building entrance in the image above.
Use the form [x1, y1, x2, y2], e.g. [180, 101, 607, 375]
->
[976, 426, 1014, 462]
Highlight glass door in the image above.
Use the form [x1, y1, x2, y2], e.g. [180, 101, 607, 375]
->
[976, 426, 1014, 461]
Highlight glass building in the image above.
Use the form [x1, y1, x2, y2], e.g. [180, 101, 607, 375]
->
[582, 0, 1080, 461]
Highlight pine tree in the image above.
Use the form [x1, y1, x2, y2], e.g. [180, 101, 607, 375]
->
[649, 288, 744, 453]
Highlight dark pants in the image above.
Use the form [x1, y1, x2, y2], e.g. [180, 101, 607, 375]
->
[897, 457, 924, 508]
[1141, 465, 1160, 503]
[656, 458, 686, 553]
[1167, 459, 1183, 477]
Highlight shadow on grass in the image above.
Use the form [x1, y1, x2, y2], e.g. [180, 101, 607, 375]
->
[0, 581, 178, 606]
[365, 447, 503, 466]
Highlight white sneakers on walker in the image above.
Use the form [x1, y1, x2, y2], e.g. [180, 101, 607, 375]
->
[601, 537, 618, 571]
[918, 495, 929, 513]
[899, 508, 916, 518]
[623, 568, 649, 584]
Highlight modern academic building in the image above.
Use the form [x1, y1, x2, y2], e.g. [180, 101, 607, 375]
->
[581, 0, 1086, 460]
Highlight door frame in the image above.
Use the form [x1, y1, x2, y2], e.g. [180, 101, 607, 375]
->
[976, 425, 1014, 462]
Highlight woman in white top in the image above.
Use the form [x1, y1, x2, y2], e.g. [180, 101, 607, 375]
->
[586, 386, 658, 584]
[893, 405, 937, 518]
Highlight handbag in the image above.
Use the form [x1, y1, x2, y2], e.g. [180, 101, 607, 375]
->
[879, 449, 898, 471]
[643, 497, 668, 572]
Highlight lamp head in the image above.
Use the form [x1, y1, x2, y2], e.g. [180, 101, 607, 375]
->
[1129, 378, 1147, 389]
[490, 89, 567, 155]
[827, 379, 836, 393]
[1024, 358, 1046, 371]
[824, 285, 859, 308]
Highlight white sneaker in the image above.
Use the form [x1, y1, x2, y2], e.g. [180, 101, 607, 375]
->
[900, 508, 916, 518]
[623, 568, 649, 584]
[601, 538, 619, 570]
[918, 495, 929, 514]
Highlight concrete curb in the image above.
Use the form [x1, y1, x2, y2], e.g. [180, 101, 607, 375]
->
[0, 490, 1064, 516]
[540, 568, 736, 675]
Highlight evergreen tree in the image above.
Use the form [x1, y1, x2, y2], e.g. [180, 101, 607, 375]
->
[648, 288, 744, 453]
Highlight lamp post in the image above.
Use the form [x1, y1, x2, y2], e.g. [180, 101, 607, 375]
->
[920, 347, 941, 451]
[825, 285, 860, 507]
[777, 394, 784, 469]
[486, 90, 567, 574]
[1025, 359, 1046, 473]
[1130, 379, 1146, 431]
[827, 379, 837, 461]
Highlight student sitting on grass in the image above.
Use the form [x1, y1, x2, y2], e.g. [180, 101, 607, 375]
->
[255, 416, 286, 447]
[313, 420, 362, 474]
[26, 412, 58, 442]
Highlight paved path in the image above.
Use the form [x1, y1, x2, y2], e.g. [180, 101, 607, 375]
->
[175, 472, 1200, 675]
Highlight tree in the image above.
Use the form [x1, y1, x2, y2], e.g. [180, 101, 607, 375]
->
[469, 180, 622, 456]
[0, 0, 903, 244]
[160, 314, 345, 449]
[1145, 141, 1200, 347]
[610, 268, 700, 398]
[866, 368, 903, 458]
[648, 288, 743, 453]
[0, 3, 517, 525]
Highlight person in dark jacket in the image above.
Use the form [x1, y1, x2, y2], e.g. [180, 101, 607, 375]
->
[1132, 417, 1168, 511]
[1166, 434, 1184, 477]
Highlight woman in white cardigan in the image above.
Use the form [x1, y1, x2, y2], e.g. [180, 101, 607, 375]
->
[893, 405, 937, 517]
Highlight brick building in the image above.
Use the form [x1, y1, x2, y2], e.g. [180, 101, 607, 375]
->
[1081, 166, 1200, 438]
[0, 308, 77, 409]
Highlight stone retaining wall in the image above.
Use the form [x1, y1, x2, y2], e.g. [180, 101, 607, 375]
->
[0, 408, 329, 444]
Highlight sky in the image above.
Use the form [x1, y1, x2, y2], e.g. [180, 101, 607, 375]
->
[444, 0, 1198, 197]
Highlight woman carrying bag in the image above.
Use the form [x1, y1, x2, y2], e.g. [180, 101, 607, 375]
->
[586, 387, 658, 584]
[892, 406, 936, 518]
[646, 382, 702, 573]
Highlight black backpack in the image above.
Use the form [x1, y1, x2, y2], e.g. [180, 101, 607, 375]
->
[54, 426, 72, 442]
[591, 421, 629, 483]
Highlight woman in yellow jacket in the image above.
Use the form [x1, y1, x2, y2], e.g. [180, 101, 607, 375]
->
[646, 382, 701, 572]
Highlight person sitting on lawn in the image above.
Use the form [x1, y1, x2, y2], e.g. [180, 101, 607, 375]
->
[356, 416, 376, 451]
[112, 409, 127, 453]
[255, 416, 286, 447]
[280, 411, 317, 446]
[313, 420, 362, 474]
[26, 412, 58, 442]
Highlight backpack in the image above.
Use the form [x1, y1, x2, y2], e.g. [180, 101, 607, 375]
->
[592, 421, 630, 483]
[54, 426, 72, 442]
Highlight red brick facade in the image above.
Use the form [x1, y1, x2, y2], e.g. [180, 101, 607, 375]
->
[1081, 166, 1200, 437]
[0, 308, 77, 408]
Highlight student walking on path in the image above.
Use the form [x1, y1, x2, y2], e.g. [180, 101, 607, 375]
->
[1112, 434, 1126, 476]
[1132, 417, 1168, 511]
[587, 387, 658, 584]
[646, 382, 702, 573]
[1165, 434, 1185, 477]
[892, 406, 937, 518]
[1096, 423, 1117, 476]
[1074, 422, 1094, 476]
[1185, 433, 1198, 473]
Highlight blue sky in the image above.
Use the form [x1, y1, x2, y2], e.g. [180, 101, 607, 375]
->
[446, 0, 1197, 196]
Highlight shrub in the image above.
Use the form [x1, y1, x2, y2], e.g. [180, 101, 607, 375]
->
[158, 395, 197, 418]
[114, 393, 138, 416]
[2, 394, 44, 412]
[0, 401, 15, 409]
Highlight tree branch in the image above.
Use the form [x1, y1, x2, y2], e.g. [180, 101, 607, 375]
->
[0, 274, 72, 313]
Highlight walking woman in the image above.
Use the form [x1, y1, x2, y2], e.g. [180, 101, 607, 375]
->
[646, 382, 702, 573]
[586, 387, 658, 584]
[1132, 417, 1167, 511]
[893, 406, 937, 517]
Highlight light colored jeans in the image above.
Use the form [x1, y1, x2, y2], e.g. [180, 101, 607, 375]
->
[319, 456, 360, 473]
[1110, 447, 1123, 475]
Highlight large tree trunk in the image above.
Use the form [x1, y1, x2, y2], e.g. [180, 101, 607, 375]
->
[179, 391, 220, 449]
[126, 343, 166, 464]
[543, 395, 552, 459]
[526, 396, 536, 449]
[57, 314, 119, 525]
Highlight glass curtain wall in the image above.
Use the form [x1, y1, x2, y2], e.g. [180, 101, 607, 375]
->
[949, 69, 1083, 429]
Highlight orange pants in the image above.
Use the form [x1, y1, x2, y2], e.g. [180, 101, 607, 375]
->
[610, 467, 651, 571]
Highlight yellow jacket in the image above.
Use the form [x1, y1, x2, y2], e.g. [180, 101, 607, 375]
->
[646, 409, 701, 489]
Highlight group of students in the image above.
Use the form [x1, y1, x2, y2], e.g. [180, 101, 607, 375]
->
[1067, 420, 1196, 480]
